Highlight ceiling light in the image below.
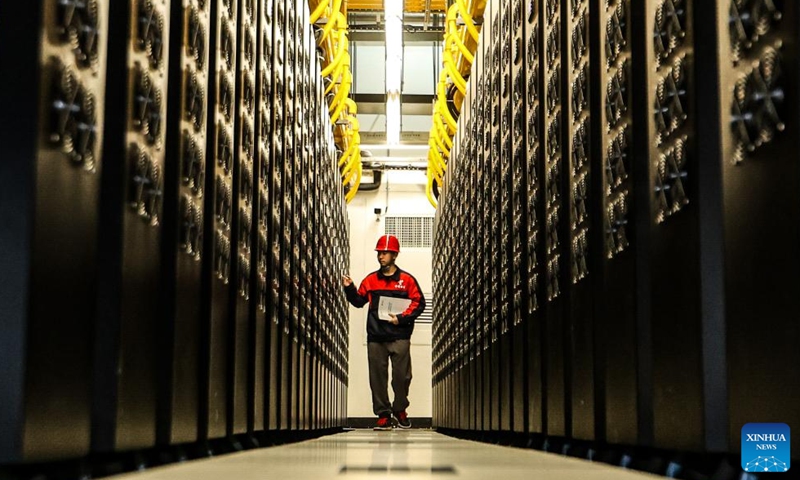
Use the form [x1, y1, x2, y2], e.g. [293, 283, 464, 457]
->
[385, 0, 403, 145]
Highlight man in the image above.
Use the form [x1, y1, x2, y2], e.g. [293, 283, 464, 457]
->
[343, 234, 426, 430]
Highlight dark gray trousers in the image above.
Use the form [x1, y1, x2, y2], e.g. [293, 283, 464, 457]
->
[367, 339, 412, 416]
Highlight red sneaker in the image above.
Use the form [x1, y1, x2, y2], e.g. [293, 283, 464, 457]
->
[374, 416, 393, 431]
[394, 411, 411, 429]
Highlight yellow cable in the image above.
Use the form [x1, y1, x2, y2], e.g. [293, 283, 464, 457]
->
[325, 64, 344, 95]
[338, 140, 355, 167]
[426, 170, 438, 208]
[430, 115, 450, 155]
[310, 0, 329, 24]
[443, 50, 467, 93]
[344, 98, 357, 115]
[321, 29, 347, 77]
[345, 162, 362, 203]
[329, 70, 352, 120]
[342, 150, 360, 185]
[446, 5, 474, 63]
[455, 0, 480, 42]
[424, 1, 488, 209]
[329, 66, 351, 114]
[341, 134, 360, 177]
[427, 145, 446, 181]
[321, 0, 343, 42]
[434, 113, 453, 149]
[435, 77, 458, 131]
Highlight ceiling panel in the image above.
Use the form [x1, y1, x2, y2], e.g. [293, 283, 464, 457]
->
[347, 0, 447, 13]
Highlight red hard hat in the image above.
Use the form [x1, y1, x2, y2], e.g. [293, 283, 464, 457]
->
[375, 234, 400, 253]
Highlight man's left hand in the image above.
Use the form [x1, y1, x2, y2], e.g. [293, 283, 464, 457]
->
[388, 314, 399, 325]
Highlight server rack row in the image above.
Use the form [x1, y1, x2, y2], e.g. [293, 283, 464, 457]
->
[0, 0, 349, 465]
[433, 0, 800, 465]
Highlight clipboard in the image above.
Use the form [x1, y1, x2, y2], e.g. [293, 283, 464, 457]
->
[377, 296, 412, 321]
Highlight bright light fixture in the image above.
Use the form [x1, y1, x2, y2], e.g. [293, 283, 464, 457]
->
[386, 92, 401, 145]
[385, 0, 403, 144]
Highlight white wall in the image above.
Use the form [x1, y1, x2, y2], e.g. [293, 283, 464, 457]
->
[346, 170, 435, 418]
[353, 42, 386, 94]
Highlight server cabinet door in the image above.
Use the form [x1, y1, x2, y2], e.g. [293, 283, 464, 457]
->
[563, 0, 595, 442]
[159, 0, 211, 446]
[94, 0, 171, 453]
[524, 0, 546, 437]
[715, 0, 800, 460]
[200, 0, 238, 440]
[267, 0, 286, 433]
[509, 0, 529, 435]
[0, 0, 108, 463]
[498, 0, 515, 434]
[634, 0, 705, 452]
[278, 3, 295, 429]
[253, 0, 276, 433]
[540, 0, 567, 438]
[226, 0, 257, 437]
[591, 0, 639, 446]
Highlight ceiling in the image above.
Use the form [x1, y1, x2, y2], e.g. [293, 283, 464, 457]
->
[346, 0, 447, 13]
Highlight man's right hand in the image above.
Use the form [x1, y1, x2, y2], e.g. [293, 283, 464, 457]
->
[342, 274, 353, 287]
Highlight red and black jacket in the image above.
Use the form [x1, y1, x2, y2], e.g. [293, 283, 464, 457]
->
[344, 267, 426, 343]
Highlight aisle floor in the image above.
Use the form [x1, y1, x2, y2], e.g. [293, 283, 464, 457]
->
[111, 430, 661, 479]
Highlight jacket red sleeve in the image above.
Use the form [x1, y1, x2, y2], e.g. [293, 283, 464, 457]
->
[344, 277, 370, 308]
[397, 275, 426, 326]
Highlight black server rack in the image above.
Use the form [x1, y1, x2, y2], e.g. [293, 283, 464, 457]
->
[279, 0, 295, 431]
[296, 9, 311, 431]
[457, 149, 464, 432]
[252, 0, 274, 434]
[310, 65, 323, 431]
[468, 46, 482, 433]
[267, 0, 285, 433]
[159, 0, 211, 446]
[229, 0, 257, 437]
[433, 0, 800, 469]
[328, 161, 339, 429]
[449, 137, 458, 432]
[524, 0, 545, 437]
[435, 85, 449, 423]
[306, 16, 318, 432]
[480, 5, 493, 432]
[201, 0, 237, 441]
[540, 0, 567, 438]
[509, 0, 528, 435]
[466, 107, 481, 429]
[498, 0, 514, 434]
[314, 74, 325, 432]
[489, 0, 502, 433]
[0, 0, 109, 463]
[319, 127, 328, 430]
[318, 161, 329, 430]
[716, 0, 800, 461]
[461, 130, 471, 432]
[474, 29, 486, 432]
[590, 0, 639, 447]
[306, 46, 321, 430]
[563, 0, 594, 442]
[458, 104, 469, 432]
[94, 0, 171, 452]
[633, 0, 704, 452]
[431, 214, 438, 425]
[1, 0, 350, 469]
[436, 159, 445, 428]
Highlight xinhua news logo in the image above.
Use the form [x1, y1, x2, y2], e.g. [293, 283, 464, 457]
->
[742, 423, 790, 473]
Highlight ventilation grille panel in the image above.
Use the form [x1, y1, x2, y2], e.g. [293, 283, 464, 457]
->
[385, 216, 434, 248]
[417, 293, 433, 324]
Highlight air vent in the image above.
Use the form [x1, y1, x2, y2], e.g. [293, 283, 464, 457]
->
[385, 216, 434, 248]
[417, 293, 433, 324]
